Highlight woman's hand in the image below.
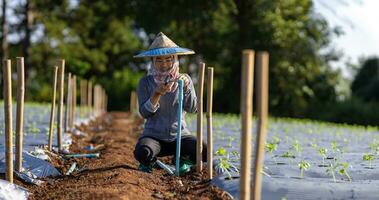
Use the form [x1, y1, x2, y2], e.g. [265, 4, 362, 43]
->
[177, 74, 190, 89]
[154, 82, 174, 96]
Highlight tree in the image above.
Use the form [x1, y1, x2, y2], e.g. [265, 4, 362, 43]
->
[351, 57, 379, 102]
[1, 0, 8, 59]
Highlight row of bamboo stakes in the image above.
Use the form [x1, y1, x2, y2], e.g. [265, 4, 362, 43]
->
[196, 63, 214, 179]
[240, 50, 269, 200]
[2, 58, 108, 183]
[195, 50, 269, 200]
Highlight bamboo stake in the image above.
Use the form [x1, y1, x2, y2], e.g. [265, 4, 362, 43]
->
[206, 67, 214, 179]
[88, 81, 92, 118]
[83, 80, 88, 116]
[48, 66, 58, 151]
[101, 89, 104, 114]
[80, 79, 87, 118]
[3, 59, 13, 182]
[196, 63, 205, 172]
[105, 93, 108, 112]
[101, 89, 105, 114]
[253, 52, 269, 200]
[15, 57, 25, 172]
[80, 79, 84, 117]
[130, 91, 136, 115]
[57, 59, 65, 151]
[239, 50, 254, 200]
[72, 75, 77, 128]
[94, 85, 98, 116]
[65, 73, 72, 132]
[100, 86, 103, 114]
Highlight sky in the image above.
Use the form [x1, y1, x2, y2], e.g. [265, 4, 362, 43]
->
[313, 0, 379, 78]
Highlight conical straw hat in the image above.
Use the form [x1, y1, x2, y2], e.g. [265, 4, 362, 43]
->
[134, 32, 195, 58]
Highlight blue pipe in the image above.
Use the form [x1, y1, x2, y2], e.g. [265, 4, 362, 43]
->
[156, 159, 174, 175]
[64, 153, 100, 158]
[175, 80, 183, 176]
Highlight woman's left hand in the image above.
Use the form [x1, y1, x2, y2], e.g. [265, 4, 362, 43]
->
[177, 74, 190, 89]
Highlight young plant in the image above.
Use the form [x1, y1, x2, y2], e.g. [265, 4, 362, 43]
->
[231, 151, 240, 158]
[265, 142, 278, 163]
[331, 141, 338, 154]
[298, 160, 311, 178]
[215, 147, 239, 179]
[369, 141, 379, 155]
[280, 151, 294, 158]
[338, 162, 352, 182]
[363, 154, 375, 169]
[272, 136, 281, 145]
[291, 140, 302, 156]
[227, 136, 235, 148]
[318, 148, 328, 166]
[310, 142, 318, 150]
[326, 158, 338, 182]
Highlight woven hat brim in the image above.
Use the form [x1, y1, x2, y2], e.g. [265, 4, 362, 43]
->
[134, 47, 195, 58]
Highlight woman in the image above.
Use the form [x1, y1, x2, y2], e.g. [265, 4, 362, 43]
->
[133, 32, 207, 174]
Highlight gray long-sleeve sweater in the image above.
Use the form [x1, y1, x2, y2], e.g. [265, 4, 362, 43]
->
[137, 74, 197, 141]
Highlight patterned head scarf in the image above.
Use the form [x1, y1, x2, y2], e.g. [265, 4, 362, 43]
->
[148, 55, 179, 93]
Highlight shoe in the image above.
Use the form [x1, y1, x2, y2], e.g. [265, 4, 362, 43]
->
[178, 158, 194, 175]
[138, 163, 153, 173]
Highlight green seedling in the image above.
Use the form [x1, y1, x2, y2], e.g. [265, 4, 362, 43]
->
[215, 147, 239, 179]
[298, 160, 310, 178]
[265, 142, 278, 163]
[285, 135, 289, 144]
[326, 158, 338, 182]
[363, 154, 374, 169]
[272, 136, 281, 145]
[338, 162, 352, 182]
[227, 136, 235, 148]
[318, 148, 328, 166]
[281, 151, 294, 158]
[369, 141, 379, 155]
[291, 140, 302, 156]
[310, 141, 318, 150]
[331, 141, 338, 153]
[216, 147, 227, 156]
[231, 151, 240, 158]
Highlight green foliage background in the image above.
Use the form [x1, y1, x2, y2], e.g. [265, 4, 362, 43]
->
[2, 0, 379, 125]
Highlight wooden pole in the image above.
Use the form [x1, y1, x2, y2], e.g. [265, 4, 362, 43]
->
[206, 67, 214, 179]
[80, 79, 84, 117]
[94, 85, 97, 116]
[93, 85, 96, 116]
[100, 86, 103, 114]
[48, 66, 58, 151]
[196, 63, 205, 172]
[57, 59, 65, 151]
[72, 75, 77, 128]
[105, 93, 108, 112]
[252, 52, 269, 200]
[82, 80, 88, 117]
[3, 59, 13, 182]
[65, 73, 72, 132]
[130, 91, 136, 115]
[15, 57, 25, 172]
[101, 88, 105, 114]
[239, 50, 254, 200]
[88, 81, 92, 118]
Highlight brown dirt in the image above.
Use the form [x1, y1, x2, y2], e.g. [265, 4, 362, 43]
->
[19, 112, 231, 200]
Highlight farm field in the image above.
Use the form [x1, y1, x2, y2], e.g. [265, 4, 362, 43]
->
[186, 114, 379, 199]
[0, 102, 88, 152]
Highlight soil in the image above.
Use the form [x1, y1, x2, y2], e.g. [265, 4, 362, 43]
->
[19, 112, 231, 200]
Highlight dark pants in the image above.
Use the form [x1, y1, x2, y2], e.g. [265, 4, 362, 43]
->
[134, 135, 207, 166]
